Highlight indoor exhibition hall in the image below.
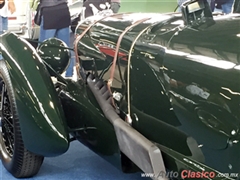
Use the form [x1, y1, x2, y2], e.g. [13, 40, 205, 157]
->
[0, 0, 240, 180]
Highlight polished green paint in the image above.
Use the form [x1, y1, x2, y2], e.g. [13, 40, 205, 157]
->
[37, 38, 71, 75]
[56, 79, 122, 168]
[0, 0, 238, 178]
[0, 0, 239, 177]
[162, 14, 240, 173]
[75, 10, 240, 177]
[0, 33, 69, 156]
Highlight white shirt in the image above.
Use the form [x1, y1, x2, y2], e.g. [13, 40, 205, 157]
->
[0, 1, 8, 17]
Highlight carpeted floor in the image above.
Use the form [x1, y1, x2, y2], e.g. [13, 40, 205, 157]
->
[0, 141, 149, 180]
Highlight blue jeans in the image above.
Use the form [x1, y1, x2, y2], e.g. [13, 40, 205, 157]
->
[0, 16, 8, 60]
[221, 0, 234, 14]
[0, 16, 8, 34]
[39, 17, 74, 77]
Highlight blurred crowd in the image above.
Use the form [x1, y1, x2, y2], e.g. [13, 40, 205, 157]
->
[178, 0, 234, 14]
[0, 0, 15, 34]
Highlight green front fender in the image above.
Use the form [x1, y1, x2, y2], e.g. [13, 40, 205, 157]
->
[0, 33, 69, 157]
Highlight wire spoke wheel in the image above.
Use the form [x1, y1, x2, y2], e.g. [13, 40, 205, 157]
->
[0, 82, 14, 157]
[0, 61, 44, 178]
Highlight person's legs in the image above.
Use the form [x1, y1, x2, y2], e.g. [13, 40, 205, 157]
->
[0, 16, 8, 60]
[0, 16, 8, 34]
[64, 50, 75, 77]
[221, 0, 234, 13]
[56, 27, 74, 77]
[39, 17, 57, 43]
[55, 27, 70, 46]
[0, 16, 2, 35]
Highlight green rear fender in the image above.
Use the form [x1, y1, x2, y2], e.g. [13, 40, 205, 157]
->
[0, 33, 69, 157]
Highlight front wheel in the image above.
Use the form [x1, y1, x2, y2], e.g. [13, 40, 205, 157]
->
[0, 61, 44, 178]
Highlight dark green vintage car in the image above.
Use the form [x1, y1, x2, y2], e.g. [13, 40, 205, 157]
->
[0, 0, 240, 179]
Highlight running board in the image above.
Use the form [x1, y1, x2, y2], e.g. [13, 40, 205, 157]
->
[87, 74, 168, 180]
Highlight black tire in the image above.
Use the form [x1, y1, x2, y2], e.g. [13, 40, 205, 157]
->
[0, 61, 44, 178]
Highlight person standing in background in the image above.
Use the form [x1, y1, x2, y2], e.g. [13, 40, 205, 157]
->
[0, 0, 16, 34]
[39, 0, 70, 45]
[38, 0, 74, 78]
[177, 0, 215, 11]
[215, 0, 234, 13]
[0, 0, 15, 60]
[111, 0, 121, 13]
